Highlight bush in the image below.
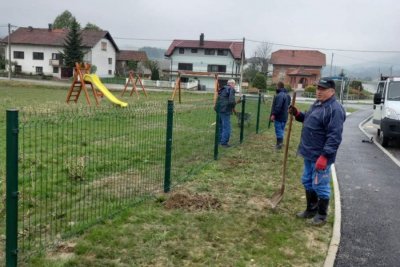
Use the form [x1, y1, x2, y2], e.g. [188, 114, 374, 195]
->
[350, 80, 363, 91]
[305, 85, 316, 93]
[252, 73, 267, 90]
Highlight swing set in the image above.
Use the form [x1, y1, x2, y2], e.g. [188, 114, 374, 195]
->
[170, 71, 220, 105]
[121, 71, 148, 97]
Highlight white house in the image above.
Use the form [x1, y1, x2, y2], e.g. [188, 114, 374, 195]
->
[1, 25, 119, 78]
[164, 34, 244, 90]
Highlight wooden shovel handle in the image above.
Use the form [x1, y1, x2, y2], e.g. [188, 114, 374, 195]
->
[281, 90, 297, 186]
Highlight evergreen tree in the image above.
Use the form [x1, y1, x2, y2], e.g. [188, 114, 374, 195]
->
[62, 19, 84, 68]
[252, 73, 267, 90]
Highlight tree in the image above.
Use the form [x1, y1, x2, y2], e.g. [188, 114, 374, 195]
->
[0, 54, 5, 70]
[252, 73, 267, 90]
[253, 43, 272, 75]
[53, 10, 79, 30]
[243, 64, 258, 83]
[62, 18, 84, 68]
[126, 60, 138, 72]
[84, 22, 102, 31]
[144, 60, 160, 80]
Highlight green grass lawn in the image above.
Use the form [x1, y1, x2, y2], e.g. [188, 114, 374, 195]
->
[0, 80, 333, 266]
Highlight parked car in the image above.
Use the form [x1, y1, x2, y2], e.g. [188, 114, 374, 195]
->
[372, 76, 400, 147]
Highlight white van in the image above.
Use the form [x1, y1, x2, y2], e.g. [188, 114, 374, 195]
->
[372, 76, 400, 147]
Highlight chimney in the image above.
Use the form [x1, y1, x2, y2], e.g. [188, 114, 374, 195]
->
[199, 33, 204, 46]
[28, 26, 33, 32]
[48, 24, 52, 31]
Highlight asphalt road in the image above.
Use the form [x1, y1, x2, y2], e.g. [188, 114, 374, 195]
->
[334, 109, 400, 266]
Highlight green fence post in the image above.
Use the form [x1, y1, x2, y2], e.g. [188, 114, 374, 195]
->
[213, 101, 220, 160]
[6, 109, 19, 267]
[240, 95, 246, 144]
[164, 100, 174, 193]
[256, 93, 261, 134]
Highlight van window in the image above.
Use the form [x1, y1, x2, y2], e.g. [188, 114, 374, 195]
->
[376, 82, 384, 95]
[387, 81, 400, 101]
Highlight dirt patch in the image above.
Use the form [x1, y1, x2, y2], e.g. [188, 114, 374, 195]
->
[164, 192, 221, 211]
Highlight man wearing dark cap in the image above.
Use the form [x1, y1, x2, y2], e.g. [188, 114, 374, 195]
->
[289, 79, 346, 226]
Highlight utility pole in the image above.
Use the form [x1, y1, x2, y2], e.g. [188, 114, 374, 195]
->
[329, 53, 334, 77]
[239, 37, 245, 93]
[8, 23, 12, 80]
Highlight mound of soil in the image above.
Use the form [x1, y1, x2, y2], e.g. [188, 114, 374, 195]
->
[164, 192, 221, 211]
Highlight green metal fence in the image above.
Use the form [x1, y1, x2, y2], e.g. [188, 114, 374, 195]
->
[4, 93, 272, 265]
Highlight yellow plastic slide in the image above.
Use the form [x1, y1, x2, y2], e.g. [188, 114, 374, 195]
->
[83, 74, 128, 107]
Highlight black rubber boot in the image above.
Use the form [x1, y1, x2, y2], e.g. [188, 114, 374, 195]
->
[296, 190, 318, 218]
[309, 198, 329, 226]
[275, 138, 283, 150]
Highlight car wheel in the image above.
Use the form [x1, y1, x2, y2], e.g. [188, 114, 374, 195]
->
[380, 130, 389, 147]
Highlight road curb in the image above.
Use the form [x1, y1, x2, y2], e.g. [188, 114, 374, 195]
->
[323, 164, 341, 267]
[359, 115, 400, 168]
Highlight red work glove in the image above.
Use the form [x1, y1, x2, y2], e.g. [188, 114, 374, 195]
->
[270, 114, 275, 122]
[315, 155, 328, 170]
[288, 105, 300, 117]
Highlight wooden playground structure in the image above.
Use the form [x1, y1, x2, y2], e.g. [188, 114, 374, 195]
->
[66, 63, 102, 106]
[170, 71, 220, 105]
[121, 71, 148, 97]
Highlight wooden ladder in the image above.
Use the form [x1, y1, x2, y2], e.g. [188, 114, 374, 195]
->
[66, 63, 100, 106]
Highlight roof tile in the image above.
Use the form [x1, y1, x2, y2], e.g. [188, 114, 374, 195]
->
[271, 50, 326, 67]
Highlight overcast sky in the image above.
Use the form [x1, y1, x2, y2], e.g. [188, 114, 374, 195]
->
[2, 0, 400, 69]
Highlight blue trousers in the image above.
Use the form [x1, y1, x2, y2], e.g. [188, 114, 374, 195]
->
[219, 112, 231, 145]
[301, 159, 331, 199]
[274, 120, 286, 139]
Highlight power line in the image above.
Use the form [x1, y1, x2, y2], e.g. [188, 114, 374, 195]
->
[246, 38, 400, 54]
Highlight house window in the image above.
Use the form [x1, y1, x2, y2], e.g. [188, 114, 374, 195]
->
[13, 51, 24, 59]
[53, 67, 59, 73]
[108, 70, 112, 75]
[178, 63, 193, 71]
[35, 66, 43, 74]
[191, 48, 198, 53]
[217, 49, 228, 56]
[207, 64, 226, 73]
[52, 53, 62, 60]
[108, 58, 112, 64]
[205, 49, 215, 55]
[179, 48, 185, 54]
[33, 52, 44, 60]
[101, 42, 107, 51]
[14, 65, 22, 73]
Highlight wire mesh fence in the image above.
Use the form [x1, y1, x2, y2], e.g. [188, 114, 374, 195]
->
[15, 103, 167, 262]
[3, 93, 272, 265]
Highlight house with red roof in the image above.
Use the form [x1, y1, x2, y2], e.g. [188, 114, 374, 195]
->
[164, 33, 244, 90]
[116, 50, 149, 76]
[2, 25, 119, 78]
[270, 50, 326, 88]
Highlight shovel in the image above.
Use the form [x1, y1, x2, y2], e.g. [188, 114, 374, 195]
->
[268, 89, 298, 209]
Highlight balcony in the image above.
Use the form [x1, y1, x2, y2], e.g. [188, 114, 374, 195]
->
[49, 59, 60, 66]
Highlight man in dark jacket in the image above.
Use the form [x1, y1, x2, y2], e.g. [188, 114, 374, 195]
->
[270, 82, 291, 149]
[217, 79, 236, 147]
[289, 79, 346, 226]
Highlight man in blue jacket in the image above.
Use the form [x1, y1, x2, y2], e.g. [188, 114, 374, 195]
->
[270, 82, 291, 149]
[217, 79, 237, 147]
[289, 79, 346, 226]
